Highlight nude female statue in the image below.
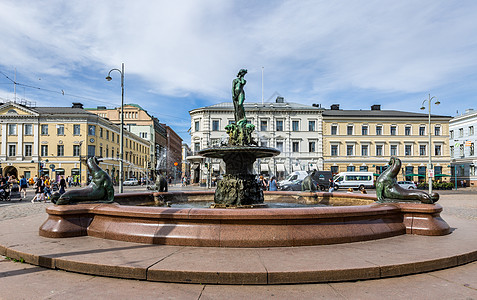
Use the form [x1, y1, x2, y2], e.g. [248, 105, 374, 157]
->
[232, 69, 247, 123]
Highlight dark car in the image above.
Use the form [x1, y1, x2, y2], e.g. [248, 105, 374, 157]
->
[279, 179, 303, 191]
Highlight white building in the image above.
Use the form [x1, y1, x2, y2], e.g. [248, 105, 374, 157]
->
[188, 97, 324, 184]
[449, 108, 477, 187]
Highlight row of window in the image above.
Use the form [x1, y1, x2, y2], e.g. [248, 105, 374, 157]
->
[332, 144, 443, 157]
[6, 144, 148, 165]
[197, 119, 318, 132]
[331, 124, 441, 136]
[450, 126, 475, 139]
[334, 166, 443, 177]
[450, 143, 475, 157]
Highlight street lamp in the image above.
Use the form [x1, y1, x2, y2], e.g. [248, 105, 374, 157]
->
[420, 94, 440, 195]
[106, 63, 125, 193]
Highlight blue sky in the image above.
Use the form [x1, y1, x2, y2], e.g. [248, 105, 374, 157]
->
[1, 1, 477, 143]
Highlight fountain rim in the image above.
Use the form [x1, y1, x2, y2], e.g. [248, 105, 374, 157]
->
[198, 145, 280, 159]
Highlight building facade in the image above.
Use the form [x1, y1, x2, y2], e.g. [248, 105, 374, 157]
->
[86, 104, 168, 178]
[188, 98, 324, 184]
[323, 104, 452, 182]
[0, 102, 150, 184]
[449, 108, 477, 187]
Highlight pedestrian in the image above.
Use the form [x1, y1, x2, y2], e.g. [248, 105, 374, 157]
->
[44, 176, 52, 201]
[31, 177, 45, 203]
[269, 176, 278, 191]
[260, 175, 268, 191]
[19, 175, 28, 199]
[328, 178, 334, 193]
[59, 176, 67, 195]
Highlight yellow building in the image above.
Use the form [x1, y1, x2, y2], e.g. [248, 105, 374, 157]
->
[0, 102, 150, 184]
[323, 104, 452, 182]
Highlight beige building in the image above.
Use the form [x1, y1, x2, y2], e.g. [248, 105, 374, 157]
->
[323, 104, 452, 182]
[0, 102, 150, 184]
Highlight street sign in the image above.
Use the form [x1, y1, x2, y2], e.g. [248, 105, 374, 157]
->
[428, 169, 434, 178]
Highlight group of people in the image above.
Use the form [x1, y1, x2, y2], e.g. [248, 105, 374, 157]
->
[30, 175, 67, 203]
[258, 175, 278, 191]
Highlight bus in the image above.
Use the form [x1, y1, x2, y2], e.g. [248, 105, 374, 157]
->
[333, 172, 374, 191]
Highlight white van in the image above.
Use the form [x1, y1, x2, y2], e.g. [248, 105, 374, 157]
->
[278, 171, 308, 188]
[333, 172, 374, 191]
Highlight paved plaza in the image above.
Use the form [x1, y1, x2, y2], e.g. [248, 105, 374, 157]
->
[1, 187, 476, 299]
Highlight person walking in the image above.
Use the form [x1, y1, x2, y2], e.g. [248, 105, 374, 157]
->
[59, 176, 67, 195]
[32, 177, 45, 203]
[269, 176, 278, 191]
[19, 175, 28, 199]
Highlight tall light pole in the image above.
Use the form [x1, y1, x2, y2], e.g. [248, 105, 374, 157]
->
[420, 94, 440, 195]
[106, 63, 125, 193]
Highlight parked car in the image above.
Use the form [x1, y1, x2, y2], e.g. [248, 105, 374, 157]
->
[278, 171, 308, 189]
[397, 181, 417, 189]
[279, 179, 303, 191]
[333, 172, 374, 191]
[123, 178, 139, 186]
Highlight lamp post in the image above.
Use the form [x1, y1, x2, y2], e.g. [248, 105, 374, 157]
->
[420, 94, 440, 195]
[106, 63, 125, 193]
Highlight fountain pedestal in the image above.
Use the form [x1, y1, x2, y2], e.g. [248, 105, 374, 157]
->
[199, 146, 280, 206]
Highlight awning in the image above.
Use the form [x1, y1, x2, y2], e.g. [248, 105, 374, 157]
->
[212, 164, 220, 171]
[276, 164, 285, 172]
[434, 174, 451, 177]
[293, 164, 302, 171]
[260, 164, 269, 172]
[406, 173, 425, 177]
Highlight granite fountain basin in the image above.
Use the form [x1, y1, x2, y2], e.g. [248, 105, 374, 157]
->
[39, 190, 450, 248]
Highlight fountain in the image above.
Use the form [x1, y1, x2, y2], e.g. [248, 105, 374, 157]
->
[39, 69, 450, 248]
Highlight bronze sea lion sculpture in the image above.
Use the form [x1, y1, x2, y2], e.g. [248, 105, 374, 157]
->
[376, 156, 439, 204]
[302, 170, 317, 191]
[52, 157, 114, 205]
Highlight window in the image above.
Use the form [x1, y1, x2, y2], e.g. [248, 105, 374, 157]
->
[194, 142, 200, 152]
[405, 126, 411, 136]
[73, 145, 81, 157]
[99, 127, 103, 138]
[460, 144, 464, 156]
[24, 144, 32, 156]
[212, 120, 220, 131]
[434, 166, 442, 176]
[8, 144, 16, 156]
[471, 143, 475, 156]
[260, 140, 268, 147]
[405, 145, 412, 156]
[87, 145, 96, 157]
[419, 126, 426, 136]
[309, 141, 315, 152]
[41, 145, 48, 156]
[390, 125, 397, 136]
[362, 125, 368, 135]
[40, 125, 48, 135]
[292, 141, 299, 152]
[276, 141, 284, 152]
[260, 120, 267, 131]
[331, 145, 338, 156]
[434, 126, 441, 136]
[331, 166, 339, 174]
[376, 145, 383, 156]
[276, 120, 283, 131]
[292, 120, 299, 131]
[8, 124, 16, 135]
[420, 145, 426, 156]
[459, 128, 464, 137]
[433, 144, 441, 156]
[99, 146, 103, 157]
[24, 124, 33, 135]
[361, 145, 368, 156]
[450, 146, 454, 157]
[73, 124, 80, 135]
[469, 126, 474, 136]
[376, 125, 382, 135]
[106, 147, 109, 157]
[88, 125, 96, 136]
[308, 121, 316, 131]
[450, 130, 454, 139]
[106, 130, 109, 140]
[390, 145, 397, 156]
[347, 166, 356, 172]
[195, 121, 200, 131]
[360, 166, 368, 172]
[331, 125, 337, 135]
[57, 145, 64, 156]
[57, 125, 65, 135]
[347, 125, 353, 135]
[405, 166, 414, 181]
[140, 132, 148, 139]
[346, 145, 354, 156]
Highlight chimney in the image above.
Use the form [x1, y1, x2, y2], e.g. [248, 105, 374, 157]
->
[72, 102, 83, 109]
[97, 106, 107, 109]
[330, 104, 340, 110]
[276, 96, 284, 103]
[371, 104, 381, 110]
[312, 103, 321, 108]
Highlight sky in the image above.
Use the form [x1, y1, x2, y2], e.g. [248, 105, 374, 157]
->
[1, 0, 477, 143]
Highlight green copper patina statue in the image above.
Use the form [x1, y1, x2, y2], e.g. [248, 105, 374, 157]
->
[376, 156, 439, 204]
[225, 69, 256, 146]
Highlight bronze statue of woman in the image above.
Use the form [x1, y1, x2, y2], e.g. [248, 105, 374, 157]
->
[232, 69, 247, 123]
